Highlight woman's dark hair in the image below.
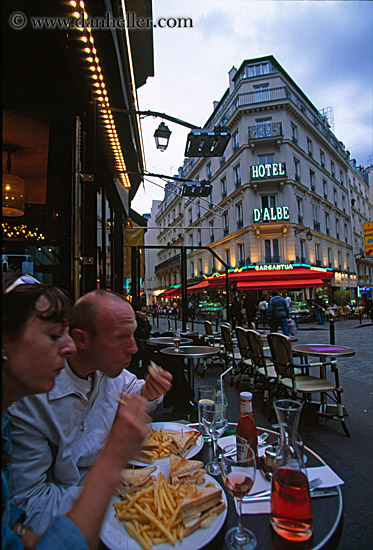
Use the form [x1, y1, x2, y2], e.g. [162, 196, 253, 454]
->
[3, 284, 73, 341]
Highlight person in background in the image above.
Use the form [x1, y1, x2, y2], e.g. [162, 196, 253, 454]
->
[258, 297, 268, 327]
[315, 299, 325, 325]
[285, 294, 292, 308]
[244, 292, 257, 329]
[8, 290, 172, 535]
[129, 305, 153, 377]
[229, 296, 243, 330]
[267, 290, 291, 336]
[2, 281, 149, 550]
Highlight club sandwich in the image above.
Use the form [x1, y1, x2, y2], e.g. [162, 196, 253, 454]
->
[180, 484, 226, 536]
[170, 454, 205, 485]
[114, 466, 157, 497]
[169, 430, 200, 458]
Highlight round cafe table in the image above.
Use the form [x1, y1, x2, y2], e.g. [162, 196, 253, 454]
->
[160, 345, 219, 401]
[146, 336, 193, 348]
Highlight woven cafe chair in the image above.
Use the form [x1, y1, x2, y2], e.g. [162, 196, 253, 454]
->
[234, 327, 255, 390]
[220, 323, 241, 385]
[245, 330, 278, 404]
[195, 320, 223, 376]
[267, 333, 350, 436]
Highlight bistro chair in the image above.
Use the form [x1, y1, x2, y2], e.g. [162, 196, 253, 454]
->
[195, 320, 223, 376]
[245, 330, 278, 404]
[267, 332, 350, 436]
[220, 323, 241, 385]
[234, 327, 255, 390]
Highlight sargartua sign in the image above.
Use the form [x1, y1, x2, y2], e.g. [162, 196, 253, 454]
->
[253, 206, 290, 222]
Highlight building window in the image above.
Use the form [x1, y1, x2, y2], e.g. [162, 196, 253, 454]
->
[254, 84, 269, 102]
[328, 248, 332, 267]
[342, 195, 346, 212]
[307, 138, 313, 157]
[265, 239, 280, 263]
[209, 221, 214, 243]
[291, 124, 298, 143]
[315, 243, 321, 265]
[333, 188, 337, 207]
[336, 219, 340, 240]
[340, 170, 344, 186]
[294, 158, 301, 181]
[198, 258, 203, 276]
[223, 212, 229, 236]
[325, 212, 330, 235]
[312, 204, 320, 230]
[208, 189, 213, 207]
[188, 208, 193, 224]
[237, 243, 245, 267]
[234, 164, 241, 188]
[338, 251, 342, 270]
[189, 233, 194, 249]
[310, 170, 315, 190]
[255, 118, 272, 137]
[300, 239, 306, 262]
[323, 179, 328, 199]
[297, 197, 303, 224]
[190, 261, 195, 277]
[258, 154, 274, 165]
[221, 177, 227, 199]
[247, 62, 270, 77]
[196, 202, 201, 218]
[198, 229, 202, 247]
[344, 223, 348, 244]
[320, 149, 325, 167]
[225, 247, 231, 266]
[206, 162, 212, 179]
[261, 194, 277, 209]
[233, 131, 239, 151]
[236, 202, 243, 229]
[331, 161, 335, 177]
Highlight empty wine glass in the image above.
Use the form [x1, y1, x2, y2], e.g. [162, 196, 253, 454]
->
[221, 443, 257, 550]
[202, 401, 228, 475]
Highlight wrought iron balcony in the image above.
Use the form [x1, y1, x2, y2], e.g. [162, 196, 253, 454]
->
[248, 122, 283, 140]
[265, 255, 280, 264]
[155, 253, 181, 273]
[314, 221, 321, 231]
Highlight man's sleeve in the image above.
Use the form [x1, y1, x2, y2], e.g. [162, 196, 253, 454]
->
[8, 400, 82, 535]
[121, 370, 162, 411]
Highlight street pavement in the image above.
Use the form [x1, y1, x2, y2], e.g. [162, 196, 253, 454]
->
[149, 315, 373, 549]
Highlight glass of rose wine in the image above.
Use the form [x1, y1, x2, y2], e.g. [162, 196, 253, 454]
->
[221, 443, 257, 550]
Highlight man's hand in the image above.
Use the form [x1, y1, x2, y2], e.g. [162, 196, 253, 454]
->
[142, 366, 173, 401]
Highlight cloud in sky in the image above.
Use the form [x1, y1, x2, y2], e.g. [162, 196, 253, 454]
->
[132, 0, 373, 214]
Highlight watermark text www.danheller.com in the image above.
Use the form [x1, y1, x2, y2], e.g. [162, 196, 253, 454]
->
[9, 11, 193, 31]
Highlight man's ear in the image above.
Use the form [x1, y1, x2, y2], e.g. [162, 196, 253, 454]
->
[71, 328, 90, 350]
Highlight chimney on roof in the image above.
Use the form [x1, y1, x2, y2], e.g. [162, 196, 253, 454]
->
[228, 66, 237, 93]
[213, 101, 219, 110]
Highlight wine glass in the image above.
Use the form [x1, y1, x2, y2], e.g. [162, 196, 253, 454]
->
[221, 443, 257, 550]
[202, 401, 228, 475]
[197, 386, 215, 434]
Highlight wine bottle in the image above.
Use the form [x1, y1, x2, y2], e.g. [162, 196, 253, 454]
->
[236, 392, 258, 461]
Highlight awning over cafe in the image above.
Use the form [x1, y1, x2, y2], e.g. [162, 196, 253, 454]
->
[237, 278, 324, 290]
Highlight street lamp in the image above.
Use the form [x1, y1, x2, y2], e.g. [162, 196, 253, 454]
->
[154, 122, 172, 152]
[110, 107, 230, 157]
[295, 226, 313, 241]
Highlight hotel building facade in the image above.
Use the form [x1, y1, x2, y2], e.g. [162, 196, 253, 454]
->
[152, 56, 372, 304]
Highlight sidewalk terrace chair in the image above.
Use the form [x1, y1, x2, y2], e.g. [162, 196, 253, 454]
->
[245, 330, 278, 405]
[220, 323, 241, 386]
[195, 320, 223, 376]
[267, 332, 350, 436]
[234, 327, 255, 390]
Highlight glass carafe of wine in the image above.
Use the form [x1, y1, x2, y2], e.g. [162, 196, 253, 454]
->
[270, 399, 313, 542]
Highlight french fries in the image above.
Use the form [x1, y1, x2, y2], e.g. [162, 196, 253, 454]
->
[143, 428, 175, 461]
[114, 472, 188, 550]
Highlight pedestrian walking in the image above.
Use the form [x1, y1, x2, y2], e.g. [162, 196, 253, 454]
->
[267, 290, 291, 336]
[229, 296, 243, 330]
[244, 292, 257, 329]
[315, 300, 325, 325]
[258, 297, 268, 328]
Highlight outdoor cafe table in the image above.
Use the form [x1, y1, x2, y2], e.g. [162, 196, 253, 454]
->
[292, 343, 355, 426]
[146, 336, 193, 348]
[98, 425, 343, 550]
[160, 345, 220, 400]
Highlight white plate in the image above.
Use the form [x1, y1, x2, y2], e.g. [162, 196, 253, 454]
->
[129, 422, 204, 467]
[100, 463, 228, 550]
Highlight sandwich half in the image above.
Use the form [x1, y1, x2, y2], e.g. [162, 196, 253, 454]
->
[170, 454, 205, 485]
[169, 430, 200, 458]
[114, 466, 157, 498]
[180, 484, 226, 536]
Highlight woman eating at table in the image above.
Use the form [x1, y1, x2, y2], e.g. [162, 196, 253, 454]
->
[2, 280, 149, 550]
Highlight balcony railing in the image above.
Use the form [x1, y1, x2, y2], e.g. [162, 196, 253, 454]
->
[248, 122, 283, 140]
[314, 221, 321, 231]
[155, 253, 181, 273]
[237, 219, 243, 230]
[265, 255, 280, 264]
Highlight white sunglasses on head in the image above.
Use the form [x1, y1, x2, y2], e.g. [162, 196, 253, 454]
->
[4, 275, 41, 294]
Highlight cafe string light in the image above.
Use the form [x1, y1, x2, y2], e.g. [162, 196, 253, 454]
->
[2, 222, 45, 241]
[69, 1, 130, 189]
